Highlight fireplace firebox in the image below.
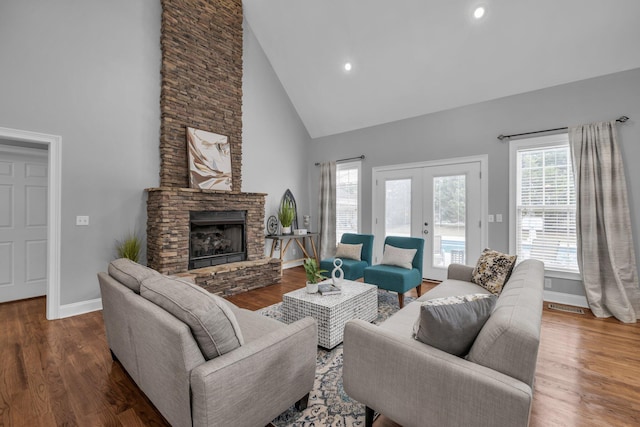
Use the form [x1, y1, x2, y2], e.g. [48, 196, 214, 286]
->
[189, 211, 246, 269]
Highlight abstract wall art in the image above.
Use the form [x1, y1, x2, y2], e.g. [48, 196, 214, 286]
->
[187, 127, 232, 191]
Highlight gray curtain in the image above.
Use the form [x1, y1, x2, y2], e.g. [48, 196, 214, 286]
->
[318, 161, 336, 260]
[569, 121, 640, 323]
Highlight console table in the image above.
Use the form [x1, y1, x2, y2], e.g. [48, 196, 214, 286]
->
[266, 232, 319, 275]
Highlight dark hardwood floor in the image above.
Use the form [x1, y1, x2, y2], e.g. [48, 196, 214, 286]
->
[1, 266, 639, 426]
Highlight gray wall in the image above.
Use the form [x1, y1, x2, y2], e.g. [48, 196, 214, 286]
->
[308, 68, 640, 296]
[242, 20, 312, 261]
[0, 0, 162, 304]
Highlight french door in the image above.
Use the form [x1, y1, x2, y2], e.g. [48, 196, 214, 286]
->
[373, 159, 485, 280]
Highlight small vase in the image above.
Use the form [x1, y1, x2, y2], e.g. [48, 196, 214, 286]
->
[306, 281, 318, 294]
[282, 226, 292, 234]
[331, 258, 344, 288]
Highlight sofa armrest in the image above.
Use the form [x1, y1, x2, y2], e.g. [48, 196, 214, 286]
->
[190, 317, 317, 427]
[447, 263, 474, 282]
[343, 320, 532, 427]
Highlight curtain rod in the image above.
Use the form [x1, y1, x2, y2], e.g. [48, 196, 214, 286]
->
[497, 116, 630, 141]
[315, 155, 365, 166]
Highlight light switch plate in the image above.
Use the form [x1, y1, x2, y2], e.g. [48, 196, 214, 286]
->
[496, 214, 503, 223]
[488, 214, 495, 223]
[76, 215, 89, 226]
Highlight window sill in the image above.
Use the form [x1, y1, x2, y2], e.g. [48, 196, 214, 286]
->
[545, 269, 581, 281]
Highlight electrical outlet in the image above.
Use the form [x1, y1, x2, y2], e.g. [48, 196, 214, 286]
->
[76, 215, 89, 226]
[488, 214, 495, 223]
[496, 214, 503, 223]
[544, 278, 552, 289]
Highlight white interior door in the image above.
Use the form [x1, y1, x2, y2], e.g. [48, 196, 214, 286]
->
[0, 147, 48, 303]
[373, 159, 484, 280]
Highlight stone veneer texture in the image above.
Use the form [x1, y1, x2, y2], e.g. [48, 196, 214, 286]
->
[147, 188, 267, 275]
[159, 0, 243, 189]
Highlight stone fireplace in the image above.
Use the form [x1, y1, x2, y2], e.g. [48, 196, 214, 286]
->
[189, 210, 246, 269]
[145, 0, 280, 296]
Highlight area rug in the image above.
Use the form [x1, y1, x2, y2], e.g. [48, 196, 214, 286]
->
[260, 290, 414, 427]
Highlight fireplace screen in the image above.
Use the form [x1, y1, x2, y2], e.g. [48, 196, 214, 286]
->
[189, 211, 246, 269]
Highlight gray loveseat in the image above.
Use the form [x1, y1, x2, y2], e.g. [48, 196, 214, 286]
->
[343, 259, 544, 427]
[98, 259, 317, 427]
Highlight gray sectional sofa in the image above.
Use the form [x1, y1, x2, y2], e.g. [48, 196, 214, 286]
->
[98, 259, 317, 427]
[343, 259, 545, 427]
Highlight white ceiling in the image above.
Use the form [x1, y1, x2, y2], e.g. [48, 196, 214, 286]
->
[243, 0, 640, 138]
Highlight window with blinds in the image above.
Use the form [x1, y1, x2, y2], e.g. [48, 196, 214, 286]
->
[336, 161, 361, 244]
[513, 134, 579, 274]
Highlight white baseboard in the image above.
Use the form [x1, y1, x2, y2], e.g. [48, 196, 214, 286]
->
[58, 298, 103, 318]
[543, 290, 589, 308]
[283, 260, 304, 269]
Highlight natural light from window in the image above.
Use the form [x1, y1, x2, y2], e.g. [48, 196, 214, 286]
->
[336, 161, 361, 244]
[511, 134, 579, 275]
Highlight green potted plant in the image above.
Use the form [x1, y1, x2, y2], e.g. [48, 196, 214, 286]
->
[278, 198, 295, 234]
[303, 258, 326, 293]
[116, 232, 142, 263]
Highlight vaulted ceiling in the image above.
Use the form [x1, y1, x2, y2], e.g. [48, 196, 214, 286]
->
[243, 0, 640, 138]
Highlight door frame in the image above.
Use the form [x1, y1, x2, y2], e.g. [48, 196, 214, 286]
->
[0, 126, 61, 320]
[371, 155, 489, 271]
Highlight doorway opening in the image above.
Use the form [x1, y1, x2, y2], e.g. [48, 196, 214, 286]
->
[0, 127, 61, 319]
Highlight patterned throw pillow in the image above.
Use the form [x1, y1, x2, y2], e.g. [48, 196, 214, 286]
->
[335, 242, 363, 260]
[413, 293, 497, 356]
[381, 244, 417, 269]
[471, 248, 517, 294]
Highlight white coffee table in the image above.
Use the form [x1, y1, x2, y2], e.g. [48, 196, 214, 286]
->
[282, 280, 378, 349]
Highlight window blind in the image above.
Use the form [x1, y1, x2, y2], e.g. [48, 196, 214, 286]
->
[336, 164, 359, 244]
[516, 144, 579, 273]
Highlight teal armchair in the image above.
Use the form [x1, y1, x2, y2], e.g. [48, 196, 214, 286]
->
[364, 236, 424, 308]
[320, 233, 374, 281]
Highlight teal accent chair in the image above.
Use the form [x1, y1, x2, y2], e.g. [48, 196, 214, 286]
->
[320, 233, 374, 281]
[364, 236, 424, 308]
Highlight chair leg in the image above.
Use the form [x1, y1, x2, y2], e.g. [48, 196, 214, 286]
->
[398, 293, 404, 308]
[416, 284, 422, 297]
[365, 406, 375, 427]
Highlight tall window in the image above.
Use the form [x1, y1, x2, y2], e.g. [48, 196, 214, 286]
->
[336, 161, 361, 244]
[510, 134, 579, 275]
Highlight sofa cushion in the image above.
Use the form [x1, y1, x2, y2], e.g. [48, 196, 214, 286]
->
[381, 244, 417, 269]
[140, 275, 244, 360]
[108, 258, 160, 294]
[471, 248, 517, 294]
[335, 242, 363, 260]
[412, 294, 497, 356]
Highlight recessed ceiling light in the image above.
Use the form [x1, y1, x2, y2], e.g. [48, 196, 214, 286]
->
[344, 62, 352, 72]
[473, 6, 485, 19]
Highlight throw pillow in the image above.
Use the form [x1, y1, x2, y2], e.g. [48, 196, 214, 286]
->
[381, 244, 417, 269]
[471, 248, 517, 294]
[140, 275, 244, 360]
[413, 294, 497, 356]
[335, 242, 363, 261]
[108, 258, 160, 294]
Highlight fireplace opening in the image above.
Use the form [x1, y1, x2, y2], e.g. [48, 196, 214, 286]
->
[189, 211, 246, 269]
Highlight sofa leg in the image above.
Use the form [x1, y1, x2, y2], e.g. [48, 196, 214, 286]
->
[398, 293, 404, 308]
[365, 406, 375, 427]
[110, 349, 118, 362]
[416, 284, 422, 297]
[295, 393, 310, 411]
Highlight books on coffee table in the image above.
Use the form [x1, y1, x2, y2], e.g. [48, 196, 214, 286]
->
[318, 283, 341, 296]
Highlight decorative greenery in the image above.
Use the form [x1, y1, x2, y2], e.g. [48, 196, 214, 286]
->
[116, 233, 142, 263]
[303, 258, 327, 284]
[278, 198, 296, 228]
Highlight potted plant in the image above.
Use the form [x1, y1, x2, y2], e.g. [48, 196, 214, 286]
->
[303, 258, 326, 293]
[278, 198, 295, 234]
[116, 232, 142, 263]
